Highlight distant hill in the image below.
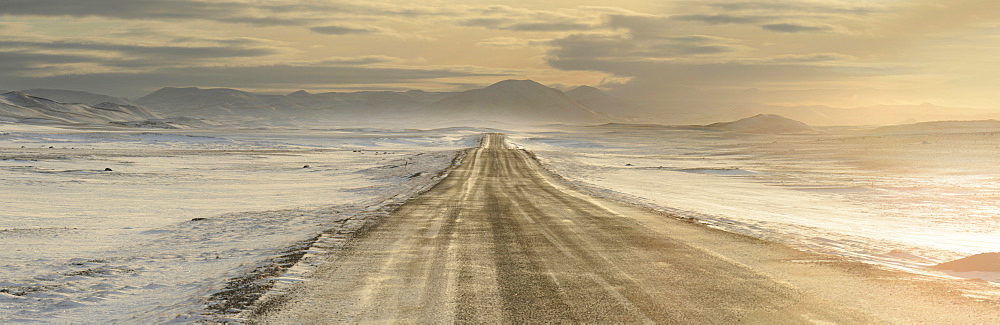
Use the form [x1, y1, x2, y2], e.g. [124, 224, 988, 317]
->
[705, 114, 815, 134]
[19, 88, 132, 106]
[136, 87, 300, 117]
[870, 119, 1000, 135]
[134, 87, 455, 121]
[565, 85, 648, 120]
[423, 79, 606, 124]
[706, 103, 1000, 127]
[0, 91, 159, 124]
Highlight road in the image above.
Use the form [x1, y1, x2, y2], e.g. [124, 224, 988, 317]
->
[256, 133, 999, 323]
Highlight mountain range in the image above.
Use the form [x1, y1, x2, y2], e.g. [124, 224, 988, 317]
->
[5, 80, 1000, 127]
[3, 79, 639, 126]
[0, 91, 158, 125]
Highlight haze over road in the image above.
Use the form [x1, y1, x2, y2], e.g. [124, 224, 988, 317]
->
[257, 134, 999, 323]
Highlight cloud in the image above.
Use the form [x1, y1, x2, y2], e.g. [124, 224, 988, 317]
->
[547, 33, 746, 61]
[319, 55, 402, 65]
[0, 50, 102, 72]
[674, 14, 769, 24]
[310, 24, 383, 35]
[0, 0, 384, 27]
[1, 0, 247, 21]
[877, 0, 1000, 37]
[543, 8, 891, 108]
[456, 5, 602, 32]
[0, 40, 278, 61]
[664, 0, 878, 32]
[0, 37, 291, 79]
[699, 0, 879, 16]
[760, 23, 833, 33]
[505, 22, 593, 32]
[767, 53, 856, 64]
[476, 37, 530, 48]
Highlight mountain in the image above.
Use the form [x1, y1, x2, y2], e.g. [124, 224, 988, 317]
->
[135, 87, 455, 121]
[423, 79, 606, 124]
[19, 88, 132, 106]
[0, 91, 159, 124]
[705, 114, 815, 134]
[287, 89, 453, 113]
[869, 119, 1000, 135]
[136, 87, 303, 117]
[565, 86, 648, 120]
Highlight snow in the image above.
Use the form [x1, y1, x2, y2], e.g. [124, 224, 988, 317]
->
[18, 89, 133, 107]
[0, 92, 159, 125]
[0, 123, 480, 322]
[508, 124, 1000, 281]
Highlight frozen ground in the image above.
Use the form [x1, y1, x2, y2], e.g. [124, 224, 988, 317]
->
[0, 123, 481, 322]
[509, 125, 1000, 282]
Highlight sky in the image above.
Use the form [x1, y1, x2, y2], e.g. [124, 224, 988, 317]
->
[2, 0, 1000, 109]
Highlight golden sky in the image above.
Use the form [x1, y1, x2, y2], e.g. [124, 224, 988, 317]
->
[2, 0, 999, 109]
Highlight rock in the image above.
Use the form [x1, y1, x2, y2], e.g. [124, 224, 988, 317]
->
[191, 218, 208, 221]
[303, 165, 310, 168]
[103, 168, 113, 171]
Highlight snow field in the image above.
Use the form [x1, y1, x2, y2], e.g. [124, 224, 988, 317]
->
[508, 126, 1000, 283]
[0, 124, 480, 322]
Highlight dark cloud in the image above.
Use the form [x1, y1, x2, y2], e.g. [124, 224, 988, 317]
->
[708, 1, 878, 15]
[0, 40, 277, 60]
[544, 11, 878, 109]
[505, 22, 592, 32]
[547, 33, 742, 61]
[545, 29, 861, 89]
[0, 0, 460, 27]
[674, 14, 768, 24]
[319, 56, 399, 65]
[217, 16, 316, 27]
[309, 25, 382, 35]
[0, 50, 101, 74]
[760, 23, 832, 33]
[458, 18, 507, 28]
[1, 0, 245, 21]
[0, 0, 359, 27]
[460, 18, 594, 32]
[456, 5, 598, 32]
[547, 34, 635, 60]
[768, 53, 854, 63]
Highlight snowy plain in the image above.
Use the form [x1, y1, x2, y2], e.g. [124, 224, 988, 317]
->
[508, 125, 1000, 282]
[0, 123, 481, 322]
[4, 119, 1000, 322]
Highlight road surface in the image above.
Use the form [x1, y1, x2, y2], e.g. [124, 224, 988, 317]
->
[255, 133, 999, 323]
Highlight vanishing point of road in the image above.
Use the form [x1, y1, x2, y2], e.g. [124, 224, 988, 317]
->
[257, 133, 999, 323]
